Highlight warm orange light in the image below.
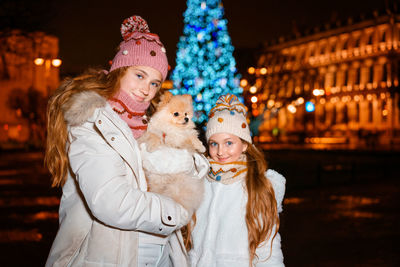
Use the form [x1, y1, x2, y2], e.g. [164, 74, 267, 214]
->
[296, 97, 304, 105]
[382, 110, 388, 116]
[267, 99, 275, 108]
[240, 79, 248, 87]
[52, 59, 62, 67]
[251, 96, 258, 103]
[287, 104, 297, 113]
[34, 58, 44, 65]
[248, 67, 255, 74]
[249, 86, 257, 94]
[252, 109, 259, 116]
[313, 89, 325, 96]
[260, 68, 267, 75]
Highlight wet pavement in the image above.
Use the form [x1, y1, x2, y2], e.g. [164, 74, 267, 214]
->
[0, 149, 399, 266]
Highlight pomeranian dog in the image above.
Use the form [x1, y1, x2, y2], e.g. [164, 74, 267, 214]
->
[138, 91, 206, 213]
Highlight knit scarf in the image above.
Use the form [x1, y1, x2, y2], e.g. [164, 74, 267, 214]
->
[207, 154, 248, 185]
[108, 90, 150, 139]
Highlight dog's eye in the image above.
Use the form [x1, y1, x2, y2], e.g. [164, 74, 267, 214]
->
[173, 112, 179, 117]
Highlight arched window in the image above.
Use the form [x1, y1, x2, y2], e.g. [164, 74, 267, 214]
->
[355, 37, 360, 48]
[343, 69, 348, 86]
[369, 65, 374, 83]
[368, 102, 373, 122]
[356, 102, 360, 122]
[354, 68, 360, 85]
[382, 63, 388, 83]
[342, 39, 348, 50]
[367, 34, 373, 45]
[343, 104, 348, 124]
[331, 43, 336, 53]
[381, 31, 386, 42]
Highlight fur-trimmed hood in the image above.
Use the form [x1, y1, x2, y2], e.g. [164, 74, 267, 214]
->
[63, 90, 107, 126]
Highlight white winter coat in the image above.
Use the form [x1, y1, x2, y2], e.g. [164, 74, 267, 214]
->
[189, 169, 286, 267]
[46, 91, 190, 267]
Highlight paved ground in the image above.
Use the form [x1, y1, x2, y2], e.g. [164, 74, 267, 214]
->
[0, 149, 399, 266]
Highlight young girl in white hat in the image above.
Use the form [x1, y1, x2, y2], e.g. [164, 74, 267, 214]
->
[189, 93, 286, 266]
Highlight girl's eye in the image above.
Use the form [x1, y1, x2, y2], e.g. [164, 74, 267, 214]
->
[209, 142, 217, 147]
[136, 74, 143, 79]
[152, 82, 160, 88]
[173, 112, 179, 116]
[227, 141, 233, 146]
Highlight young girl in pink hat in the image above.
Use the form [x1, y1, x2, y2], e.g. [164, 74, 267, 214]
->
[45, 15, 207, 267]
[189, 94, 286, 266]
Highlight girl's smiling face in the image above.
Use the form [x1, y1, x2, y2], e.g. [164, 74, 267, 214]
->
[119, 65, 162, 103]
[208, 133, 248, 163]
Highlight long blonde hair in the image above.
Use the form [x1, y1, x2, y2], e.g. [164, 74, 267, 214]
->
[245, 143, 279, 264]
[45, 67, 127, 187]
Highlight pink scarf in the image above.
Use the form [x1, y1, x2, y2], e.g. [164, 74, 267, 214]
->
[108, 90, 150, 139]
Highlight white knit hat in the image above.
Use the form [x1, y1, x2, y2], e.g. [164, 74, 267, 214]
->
[206, 94, 252, 144]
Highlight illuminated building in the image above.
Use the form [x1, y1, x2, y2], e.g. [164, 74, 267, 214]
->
[0, 30, 61, 146]
[243, 9, 400, 147]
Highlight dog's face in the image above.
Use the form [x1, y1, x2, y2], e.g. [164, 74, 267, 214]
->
[155, 92, 194, 128]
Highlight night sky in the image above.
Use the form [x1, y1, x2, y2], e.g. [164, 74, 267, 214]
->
[1, 0, 389, 76]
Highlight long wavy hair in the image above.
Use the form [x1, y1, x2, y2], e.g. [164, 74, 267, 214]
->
[45, 67, 128, 187]
[245, 142, 279, 264]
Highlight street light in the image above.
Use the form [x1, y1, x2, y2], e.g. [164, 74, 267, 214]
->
[34, 57, 62, 95]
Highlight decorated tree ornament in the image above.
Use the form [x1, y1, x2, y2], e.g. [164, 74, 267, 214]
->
[121, 15, 150, 40]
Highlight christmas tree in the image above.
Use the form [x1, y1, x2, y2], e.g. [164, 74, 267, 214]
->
[171, 0, 243, 124]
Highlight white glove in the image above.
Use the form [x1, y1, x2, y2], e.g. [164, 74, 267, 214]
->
[192, 153, 210, 179]
[140, 143, 195, 175]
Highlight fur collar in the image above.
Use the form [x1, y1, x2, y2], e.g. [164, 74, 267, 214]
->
[63, 90, 107, 126]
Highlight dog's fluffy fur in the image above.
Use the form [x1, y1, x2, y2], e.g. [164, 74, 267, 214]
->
[138, 92, 205, 213]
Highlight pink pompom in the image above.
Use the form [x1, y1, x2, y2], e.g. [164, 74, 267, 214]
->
[121, 15, 150, 40]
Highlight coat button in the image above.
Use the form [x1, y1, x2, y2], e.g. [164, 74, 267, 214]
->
[159, 228, 162, 231]
[111, 137, 115, 141]
[98, 120, 102, 124]
[167, 216, 172, 221]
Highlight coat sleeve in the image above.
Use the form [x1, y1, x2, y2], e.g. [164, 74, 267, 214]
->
[68, 124, 189, 236]
[265, 169, 286, 213]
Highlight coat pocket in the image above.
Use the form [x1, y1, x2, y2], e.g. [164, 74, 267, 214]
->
[84, 220, 121, 265]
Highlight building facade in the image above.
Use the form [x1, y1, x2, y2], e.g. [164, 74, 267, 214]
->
[242, 10, 400, 148]
[0, 30, 61, 147]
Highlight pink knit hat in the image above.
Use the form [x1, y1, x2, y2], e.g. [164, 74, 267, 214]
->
[110, 16, 169, 80]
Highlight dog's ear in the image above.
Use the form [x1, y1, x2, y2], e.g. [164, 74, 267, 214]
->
[158, 91, 173, 107]
[183, 94, 193, 103]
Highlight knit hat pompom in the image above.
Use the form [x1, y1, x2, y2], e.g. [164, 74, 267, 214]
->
[110, 15, 169, 80]
[121, 16, 150, 41]
[209, 94, 247, 117]
[206, 93, 252, 144]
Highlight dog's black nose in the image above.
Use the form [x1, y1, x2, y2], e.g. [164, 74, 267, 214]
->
[184, 117, 189, 123]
